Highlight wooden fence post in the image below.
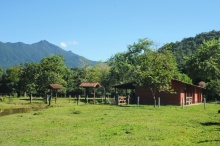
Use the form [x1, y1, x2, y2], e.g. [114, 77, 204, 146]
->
[204, 98, 206, 109]
[137, 96, 139, 106]
[182, 98, 184, 109]
[77, 95, 79, 105]
[114, 95, 117, 105]
[127, 95, 130, 105]
[158, 97, 160, 108]
[118, 96, 119, 105]
[69, 95, 71, 103]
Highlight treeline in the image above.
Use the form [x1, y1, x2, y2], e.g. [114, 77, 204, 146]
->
[0, 55, 113, 98]
[0, 31, 220, 101]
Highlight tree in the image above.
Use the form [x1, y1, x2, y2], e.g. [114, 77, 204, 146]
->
[206, 80, 220, 100]
[19, 63, 39, 97]
[86, 62, 111, 97]
[5, 66, 22, 96]
[186, 38, 220, 83]
[109, 38, 153, 85]
[137, 49, 178, 107]
[37, 55, 67, 95]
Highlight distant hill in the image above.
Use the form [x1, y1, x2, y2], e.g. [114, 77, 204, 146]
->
[159, 30, 220, 71]
[0, 40, 97, 69]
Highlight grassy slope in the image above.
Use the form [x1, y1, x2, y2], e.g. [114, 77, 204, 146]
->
[0, 98, 219, 146]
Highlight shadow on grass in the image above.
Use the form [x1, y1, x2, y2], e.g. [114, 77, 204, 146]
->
[198, 139, 220, 144]
[0, 106, 46, 117]
[200, 122, 220, 126]
[19, 98, 44, 101]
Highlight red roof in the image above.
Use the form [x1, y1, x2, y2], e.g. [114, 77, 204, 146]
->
[47, 84, 63, 89]
[80, 82, 101, 88]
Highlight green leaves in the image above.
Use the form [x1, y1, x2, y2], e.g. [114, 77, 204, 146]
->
[138, 50, 178, 93]
[186, 38, 220, 83]
[109, 39, 180, 104]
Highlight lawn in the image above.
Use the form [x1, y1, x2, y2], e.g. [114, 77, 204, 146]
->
[0, 97, 219, 146]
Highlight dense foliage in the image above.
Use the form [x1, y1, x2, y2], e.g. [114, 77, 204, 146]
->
[159, 30, 220, 71]
[185, 38, 220, 100]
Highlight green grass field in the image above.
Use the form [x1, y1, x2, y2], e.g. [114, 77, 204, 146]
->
[0, 98, 219, 146]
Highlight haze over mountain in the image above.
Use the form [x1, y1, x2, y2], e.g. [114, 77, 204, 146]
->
[0, 40, 97, 69]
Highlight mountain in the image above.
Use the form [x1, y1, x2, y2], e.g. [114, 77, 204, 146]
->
[159, 30, 220, 70]
[0, 40, 97, 69]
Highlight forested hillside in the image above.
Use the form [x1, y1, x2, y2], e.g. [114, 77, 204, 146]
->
[159, 30, 220, 71]
[0, 40, 97, 69]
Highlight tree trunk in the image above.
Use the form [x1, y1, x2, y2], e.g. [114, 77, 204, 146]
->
[150, 88, 156, 107]
[153, 96, 156, 107]
[104, 87, 106, 104]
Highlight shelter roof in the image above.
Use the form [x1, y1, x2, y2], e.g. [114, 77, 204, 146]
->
[112, 82, 135, 89]
[47, 84, 63, 89]
[80, 82, 101, 88]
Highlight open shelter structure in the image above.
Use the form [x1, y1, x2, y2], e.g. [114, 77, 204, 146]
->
[46, 84, 63, 105]
[80, 82, 101, 104]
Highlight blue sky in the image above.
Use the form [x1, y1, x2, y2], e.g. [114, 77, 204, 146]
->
[1, 0, 220, 61]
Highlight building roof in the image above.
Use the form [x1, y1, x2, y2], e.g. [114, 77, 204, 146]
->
[172, 79, 204, 89]
[112, 80, 204, 89]
[47, 84, 63, 89]
[80, 82, 101, 88]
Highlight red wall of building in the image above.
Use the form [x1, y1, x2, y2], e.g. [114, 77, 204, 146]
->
[135, 80, 203, 106]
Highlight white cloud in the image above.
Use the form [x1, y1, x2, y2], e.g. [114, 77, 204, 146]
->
[71, 41, 78, 45]
[60, 41, 79, 48]
[60, 42, 68, 47]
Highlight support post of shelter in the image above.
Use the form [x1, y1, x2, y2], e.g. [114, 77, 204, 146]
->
[49, 90, 52, 106]
[93, 88, 96, 104]
[55, 92, 57, 104]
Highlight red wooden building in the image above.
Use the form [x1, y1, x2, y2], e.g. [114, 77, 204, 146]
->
[113, 79, 204, 106]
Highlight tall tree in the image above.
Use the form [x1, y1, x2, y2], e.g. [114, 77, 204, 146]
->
[5, 66, 22, 96]
[19, 62, 39, 97]
[37, 55, 67, 95]
[185, 38, 220, 83]
[109, 38, 153, 84]
[137, 50, 178, 107]
[85, 62, 111, 96]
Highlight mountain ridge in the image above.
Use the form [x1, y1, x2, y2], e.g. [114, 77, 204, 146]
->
[0, 40, 97, 69]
